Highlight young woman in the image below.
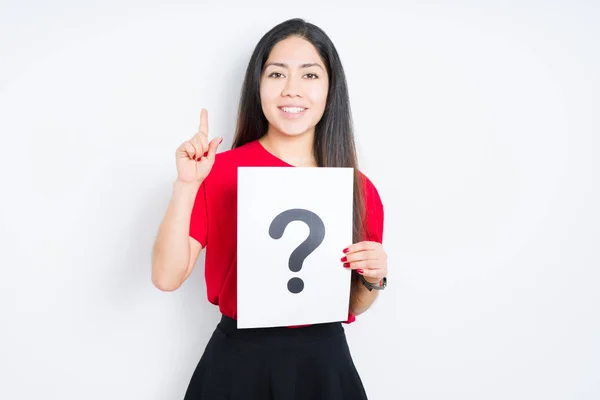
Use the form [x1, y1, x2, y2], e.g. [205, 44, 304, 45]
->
[152, 18, 388, 400]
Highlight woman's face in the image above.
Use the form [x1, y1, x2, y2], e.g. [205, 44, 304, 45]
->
[260, 36, 329, 138]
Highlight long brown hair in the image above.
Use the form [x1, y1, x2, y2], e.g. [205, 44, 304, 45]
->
[232, 18, 366, 247]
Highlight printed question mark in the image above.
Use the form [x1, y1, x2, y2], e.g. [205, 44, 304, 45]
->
[268, 208, 326, 294]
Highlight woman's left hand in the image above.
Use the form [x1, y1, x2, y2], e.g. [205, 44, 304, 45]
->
[341, 241, 387, 284]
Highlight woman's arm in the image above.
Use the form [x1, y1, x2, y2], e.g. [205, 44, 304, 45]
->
[151, 109, 221, 291]
[349, 276, 381, 315]
[344, 241, 388, 315]
[151, 180, 202, 291]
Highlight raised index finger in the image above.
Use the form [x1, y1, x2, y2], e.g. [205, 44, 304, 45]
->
[198, 108, 209, 138]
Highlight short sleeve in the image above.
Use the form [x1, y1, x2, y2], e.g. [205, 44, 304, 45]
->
[189, 182, 208, 248]
[363, 175, 384, 244]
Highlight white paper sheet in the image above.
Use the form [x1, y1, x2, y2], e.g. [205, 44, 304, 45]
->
[237, 167, 354, 328]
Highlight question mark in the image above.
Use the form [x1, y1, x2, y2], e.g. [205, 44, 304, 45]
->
[268, 208, 326, 294]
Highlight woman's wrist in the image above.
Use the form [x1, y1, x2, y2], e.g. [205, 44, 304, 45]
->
[173, 179, 201, 190]
[362, 275, 382, 285]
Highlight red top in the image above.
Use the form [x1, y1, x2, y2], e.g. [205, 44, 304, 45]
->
[189, 139, 384, 324]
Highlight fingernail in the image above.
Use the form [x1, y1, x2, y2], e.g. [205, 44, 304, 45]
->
[340, 256, 347, 262]
[203, 152, 208, 157]
[343, 263, 350, 268]
[343, 248, 349, 253]
[219, 138, 223, 144]
[357, 269, 364, 274]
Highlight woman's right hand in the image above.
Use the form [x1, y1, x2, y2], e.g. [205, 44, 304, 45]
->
[175, 108, 222, 185]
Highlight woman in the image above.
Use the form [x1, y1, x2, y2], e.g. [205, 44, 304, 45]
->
[152, 17, 388, 399]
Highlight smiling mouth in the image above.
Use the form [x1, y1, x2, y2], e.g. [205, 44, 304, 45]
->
[278, 106, 307, 114]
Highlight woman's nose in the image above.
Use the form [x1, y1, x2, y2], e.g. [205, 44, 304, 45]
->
[281, 76, 301, 97]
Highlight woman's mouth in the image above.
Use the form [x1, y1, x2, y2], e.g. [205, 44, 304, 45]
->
[278, 106, 307, 118]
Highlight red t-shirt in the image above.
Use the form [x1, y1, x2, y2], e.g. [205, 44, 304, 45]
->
[189, 139, 384, 324]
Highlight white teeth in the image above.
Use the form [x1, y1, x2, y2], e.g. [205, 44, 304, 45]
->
[280, 107, 305, 114]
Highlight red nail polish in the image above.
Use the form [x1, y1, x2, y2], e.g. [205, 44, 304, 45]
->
[219, 138, 223, 144]
[203, 151, 208, 157]
[341, 256, 347, 262]
[343, 263, 350, 268]
[357, 269, 364, 274]
[343, 248, 349, 253]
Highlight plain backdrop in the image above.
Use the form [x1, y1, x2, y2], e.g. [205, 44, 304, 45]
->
[1, 1, 599, 399]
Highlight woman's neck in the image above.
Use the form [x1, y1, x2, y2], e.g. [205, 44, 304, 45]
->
[259, 129, 317, 167]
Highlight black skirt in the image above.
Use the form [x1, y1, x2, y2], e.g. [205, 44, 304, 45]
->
[183, 314, 369, 400]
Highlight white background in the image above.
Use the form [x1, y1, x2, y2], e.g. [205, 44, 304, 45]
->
[1, 1, 599, 399]
[237, 167, 353, 328]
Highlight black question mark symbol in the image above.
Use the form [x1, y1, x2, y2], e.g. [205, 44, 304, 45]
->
[268, 209, 326, 294]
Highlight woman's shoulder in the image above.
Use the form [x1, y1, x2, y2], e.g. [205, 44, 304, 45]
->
[214, 139, 259, 163]
[206, 140, 262, 178]
[357, 169, 385, 241]
[358, 169, 383, 206]
[202, 139, 268, 186]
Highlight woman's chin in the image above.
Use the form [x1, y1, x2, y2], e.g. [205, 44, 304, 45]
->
[272, 123, 314, 137]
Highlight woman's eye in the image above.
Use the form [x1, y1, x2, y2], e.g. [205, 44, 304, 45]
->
[267, 72, 318, 79]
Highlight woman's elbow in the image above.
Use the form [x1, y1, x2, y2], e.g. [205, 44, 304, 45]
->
[151, 266, 184, 292]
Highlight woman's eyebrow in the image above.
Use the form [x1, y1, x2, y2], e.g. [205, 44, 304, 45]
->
[264, 62, 324, 71]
